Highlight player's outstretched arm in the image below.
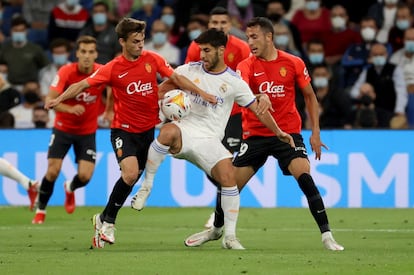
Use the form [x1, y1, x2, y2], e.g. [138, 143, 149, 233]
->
[44, 79, 90, 109]
[249, 100, 295, 147]
[169, 72, 217, 104]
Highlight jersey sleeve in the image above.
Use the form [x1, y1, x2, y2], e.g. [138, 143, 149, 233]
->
[293, 56, 312, 89]
[50, 65, 71, 94]
[234, 77, 256, 107]
[86, 63, 112, 86]
[236, 59, 253, 85]
[152, 52, 174, 78]
[184, 41, 200, 63]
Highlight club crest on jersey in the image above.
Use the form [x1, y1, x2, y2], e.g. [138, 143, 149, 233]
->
[219, 83, 227, 93]
[227, 53, 234, 63]
[145, 63, 152, 73]
[280, 67, 287, 77]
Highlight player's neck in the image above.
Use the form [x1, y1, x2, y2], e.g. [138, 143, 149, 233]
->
[78, 64, 93, 74]
[259, 47, 278, 61]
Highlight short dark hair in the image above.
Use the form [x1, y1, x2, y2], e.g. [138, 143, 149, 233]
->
[49, 38, 71, 52]
[115, 17, 146, 40]
[11, 15, 29, 28]
[76, 35, 97, 49]
[93, 1, 109, 11]
[194, 29, 227, 48]
[210, 6, 229, 17]
[247, 17, 274, 36]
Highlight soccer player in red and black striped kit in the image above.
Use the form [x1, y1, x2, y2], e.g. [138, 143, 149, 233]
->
[46, 18, 216, 248]
[185, 17, 344, 251]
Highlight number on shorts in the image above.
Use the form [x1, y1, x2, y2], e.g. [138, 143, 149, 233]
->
[238, 142, 248, 157]
[49, 134, 55, 147]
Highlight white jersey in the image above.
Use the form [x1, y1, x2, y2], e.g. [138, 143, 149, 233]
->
[175, 62, 255, 140]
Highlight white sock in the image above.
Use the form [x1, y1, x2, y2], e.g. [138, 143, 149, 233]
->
[0, 158, 31, 190]
[141, 139, 169, 190]
[221, 186, 240, 238]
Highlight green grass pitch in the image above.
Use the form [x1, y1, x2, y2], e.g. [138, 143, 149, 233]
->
[1, 207, 413, 274]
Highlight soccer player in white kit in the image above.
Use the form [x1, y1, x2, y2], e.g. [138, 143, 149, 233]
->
[131, 29, 294, 249]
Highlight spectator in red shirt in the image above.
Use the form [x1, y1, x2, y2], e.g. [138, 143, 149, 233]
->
[45, 18, 216, 248]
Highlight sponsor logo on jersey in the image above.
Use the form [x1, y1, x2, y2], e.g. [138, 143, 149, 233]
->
[259, 81, 285, 97]
[76, 92, 98, 104]
[126, 81, 153, 96]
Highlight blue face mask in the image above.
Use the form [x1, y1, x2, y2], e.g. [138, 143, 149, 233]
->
[52, 54, 68, 65]
[152, 32, 167, 45]
[235, 0, 250, 8]
[0, 11, 3, 21]
[305, 1, 320, 11]
[396, 19, 410, 31]
[11, 32, 27, 43]
[372, 56, 386, 66]
[308, 53, 324, 64]
[404, 40, 414, 53]
[66, 0, 79, 7]
[313, 77, 328, 88]
[93, 13, 107, 25]
[161, 14, 175, 28]
[189, 29, 202, 40]
[274, 34, 289, 46]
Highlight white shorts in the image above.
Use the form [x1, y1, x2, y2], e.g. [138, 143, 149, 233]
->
[172, 121, 232, 176]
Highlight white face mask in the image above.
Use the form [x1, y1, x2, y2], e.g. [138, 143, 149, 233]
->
[384, 0, 398, 4]
[361, 27, 376, 41]
[331, 16, 346, 29]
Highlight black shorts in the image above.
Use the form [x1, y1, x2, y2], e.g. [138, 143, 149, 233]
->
[48, 128, 96, 163]
[110, 128, 154, 171]
[222, 113, 242, 153]
[233, 134, 308, 175]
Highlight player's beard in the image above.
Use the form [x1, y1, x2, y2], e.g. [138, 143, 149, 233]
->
[205, 54, 219, 71]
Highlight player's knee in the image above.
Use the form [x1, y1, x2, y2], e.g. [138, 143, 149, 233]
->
[77, 173, 91, 184]
[158, 124, 179, 144]
[121, 169, 139, 185]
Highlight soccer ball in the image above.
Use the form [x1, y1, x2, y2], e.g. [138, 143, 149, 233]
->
[161, 89, 192, 121]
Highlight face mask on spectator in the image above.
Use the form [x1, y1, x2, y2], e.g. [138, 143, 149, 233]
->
[331, 16, 346, 29]
[142, 0, 155, 5]
[66, 0, 79, 7]
[93, 13, 107, 25]
[274, 34, 289, 46]
[24, 91, 41, 104]
[267, 13, 282, 23]
[308, 53, 324, 64]
[161, 14, 175, 28]
[372, 55, 386, 66]
[404, 40, 414, 53]
[188, 29, 202, 40]
[384, 0, 398, 4]
[361, 27, 376, 41]
[235, 0, 251, 8]
[305, 1, 320, 11]
[313, 77, 328, 88]
[396, 19, 410, 31]
[52, 54, 68, 65]
[152, 32, 167, 45]
[11, 32, 27, 43]
[34, 121, 47, 128]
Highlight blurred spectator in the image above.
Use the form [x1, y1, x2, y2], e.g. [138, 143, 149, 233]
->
[273, 22, 301, 57]
[266, 0, 305, 57]
[322, 5, 362, 66]
[352, 83, 378, 128]
[309, 62, 353, 129]
[305, 38, 325, 68]
[0, 1, 7, 44]
[174, 0, 220, 30]
[350, 43, 408, 127]
[403, 62, 414, 127]
[0, 111, 14, 128]
[284, 0, 304, 20]
[291, 0, 331, 47]
[388, 3, 413, 52]
[114, 0, 141, 20]
[48, 0, 90, 45]
[22, 0, 60, 49]
[0, 16, 50, 89]
[32, 105, 50, 128]
[145, 19, 180, 69]
[390, 27, 414, 68]
[321, 0, 377, 28]
[131, 0, 162, 39]
[1, 0, 23, 37]
[341, 16, 393, 90]
[367, 0, 399, 44]
[39, 38, 72, 99]
[0, 73, 20, 113]
[217, 0, 256, 31]
[9, 81, 44, 128]
[78, 1, 121, 64]
[160, 4, 181, 45]
[176, 14, 208, 64]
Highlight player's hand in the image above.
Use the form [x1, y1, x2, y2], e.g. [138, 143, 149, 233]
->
[103, 109, 114, 124]
[256, 94, 274, 114]
[310, 133, 329, 160]
[44, 98, 61, 110]
[201, 92, 217, 105]
[277, 131, 295, 148]
[69, 104, 86, 116]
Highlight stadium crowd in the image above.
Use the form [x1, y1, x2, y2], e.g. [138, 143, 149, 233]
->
[0, 0, 413, 129]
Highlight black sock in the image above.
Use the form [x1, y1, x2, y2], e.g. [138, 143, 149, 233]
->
[38, 177, 55, 210]
[70, 174, 89, 191]
[102, 177, 133, 224]
[207, 174, 224, 228]
[297, 173, 330, 233]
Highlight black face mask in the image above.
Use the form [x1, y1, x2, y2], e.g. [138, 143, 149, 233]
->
[24, 91, 41, 104]
[267, 13, 282, 23]
[34, 121, 47, 128]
